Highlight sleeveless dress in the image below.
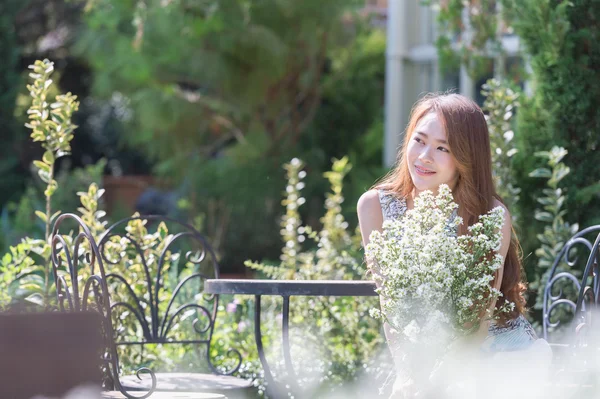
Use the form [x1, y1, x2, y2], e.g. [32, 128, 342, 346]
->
[377, 189, 539, 353]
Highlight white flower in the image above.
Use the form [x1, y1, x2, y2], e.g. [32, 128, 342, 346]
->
[366, 184, 514, 348]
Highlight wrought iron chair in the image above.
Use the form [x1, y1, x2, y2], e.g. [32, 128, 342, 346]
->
[50, 213, 154, 399]
[542, 224, 600, 391]
[542, 225, 600, 342]
[51, 214, 253, 398]
[95, 215, 253, 397]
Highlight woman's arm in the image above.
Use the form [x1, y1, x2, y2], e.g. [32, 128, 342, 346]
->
[476, 201, 512, 337]
[358, 190, 417, 390]
[357, 189, 384, 271]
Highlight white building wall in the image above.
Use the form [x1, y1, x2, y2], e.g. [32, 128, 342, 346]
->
[375, 0, 522, 166]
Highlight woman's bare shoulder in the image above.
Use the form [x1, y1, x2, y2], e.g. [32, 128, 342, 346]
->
[357, 189, 382, 217]
[357, 190, 384, 245]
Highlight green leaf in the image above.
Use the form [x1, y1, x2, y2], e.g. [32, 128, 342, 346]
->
[33, 160, 51, 173]
[533, 151, 551, 159]
[42, 151, 55, 164]
[555, 196, 565, 211]
[549, 147, 568, 164]
[536, 197, 554, 206]
[1, 253, 12, 265]
[44, 180, 58, 197]
[35, 211, 48, 223]
[38, 169, 51, 184]
[30, 131, 45, 141]
[529, 168, 552, 178]
[158, 222, 169, 239]
[554, 165, 570, 183]
[534, 211, 554, 223]
[542, 188, 556, 197]
[41, 245, 51, 259]
[24, 293, 44, 307]
[50, 210, 62, 223]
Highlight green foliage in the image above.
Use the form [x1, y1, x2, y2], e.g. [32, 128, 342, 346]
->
[54, 159, 106, 223]
[0, 59, 81, 307]
[299, 26, 387, 234]
[0, 244, 35, 310]
[76, 181, 107, 238]
[0, 0, 28, 207]
[183, 148, 288, 272]
[244, 157, 386, 393]
[208, 295, 268, 396]
[504, 0, 600, 270]
[0, 54, 394, 392]
[528, 147, 579, 311]
[426, 0, 505, 79]
[103, 217, 198, 373]
[1, 186, 44, 250]
[0, 182, 105, 311]
[305, 28, 385, 163]
[28, 59, 79, 298]
[0, 59, 108, 310]
[429, 0, 600, 331]
[481, 79, 521, 215]
[75, 0, 372, 274]
[26, 59, 79, 214]
[76, 0, 352, 165]
[75, 0, 388, 276]
[0, 159, 106, 258]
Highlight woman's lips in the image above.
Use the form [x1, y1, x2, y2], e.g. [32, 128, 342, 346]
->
[414, 165, 436, 176]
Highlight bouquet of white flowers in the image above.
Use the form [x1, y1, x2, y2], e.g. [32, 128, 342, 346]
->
[366, 184, 515, 345]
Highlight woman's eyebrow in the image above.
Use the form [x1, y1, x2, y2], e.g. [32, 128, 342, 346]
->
[415, 131, 448, 144]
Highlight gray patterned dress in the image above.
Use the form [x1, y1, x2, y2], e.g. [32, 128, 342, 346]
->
[377, 189, 538, 353]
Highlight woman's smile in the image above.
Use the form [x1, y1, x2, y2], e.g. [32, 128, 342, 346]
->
[414, 165, 436, 176]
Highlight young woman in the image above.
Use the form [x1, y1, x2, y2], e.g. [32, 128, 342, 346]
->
[357, 93, 549, 396]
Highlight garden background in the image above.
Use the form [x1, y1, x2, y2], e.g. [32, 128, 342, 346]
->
[0, 0, 598, 396]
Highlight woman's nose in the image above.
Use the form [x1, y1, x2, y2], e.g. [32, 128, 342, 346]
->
[419, 147, 434, 163]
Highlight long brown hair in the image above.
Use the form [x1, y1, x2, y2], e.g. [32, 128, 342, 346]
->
[376, 93, 526, 320]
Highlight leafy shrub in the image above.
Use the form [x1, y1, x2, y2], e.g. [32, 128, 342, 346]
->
[0, 59, 80, 308]
[505, 0, 600, 260]
[237, 157, 387, 395]
[481, 79, 521, 217]
[527, 147, 579, 313]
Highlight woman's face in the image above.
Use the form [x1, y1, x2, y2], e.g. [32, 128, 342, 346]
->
[406, 112, 459, 195]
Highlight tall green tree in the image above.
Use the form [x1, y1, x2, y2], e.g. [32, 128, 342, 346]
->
[75, 0, 353, 166]
[74, 0, 363, 271]
[504, 0, 600, 262]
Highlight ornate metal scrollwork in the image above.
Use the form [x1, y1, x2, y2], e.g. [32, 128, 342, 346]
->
[95, 215, 242, 377]
[543, 225, 600, 343]
[51, 213, 157, 399]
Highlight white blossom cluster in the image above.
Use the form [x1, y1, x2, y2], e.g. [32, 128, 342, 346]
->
[366, 184, 515, 346]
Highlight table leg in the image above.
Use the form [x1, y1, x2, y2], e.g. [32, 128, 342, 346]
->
[254, 295, 287, 398]
[282, 295, 300, 393]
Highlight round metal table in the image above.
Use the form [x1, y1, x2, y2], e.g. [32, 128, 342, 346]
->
[204, 279, 378, 398]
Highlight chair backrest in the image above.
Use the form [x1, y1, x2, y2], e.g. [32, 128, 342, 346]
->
[542, 225, 600, 344]
[96, 215, 241, 376]
[51, 213, 157, 399]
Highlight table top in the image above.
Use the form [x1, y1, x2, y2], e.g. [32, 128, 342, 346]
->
[205, 279, 378, 297]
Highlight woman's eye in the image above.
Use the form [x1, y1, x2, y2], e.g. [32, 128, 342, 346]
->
[438, 147, 449, 153]
[414, 137, 424, 144]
